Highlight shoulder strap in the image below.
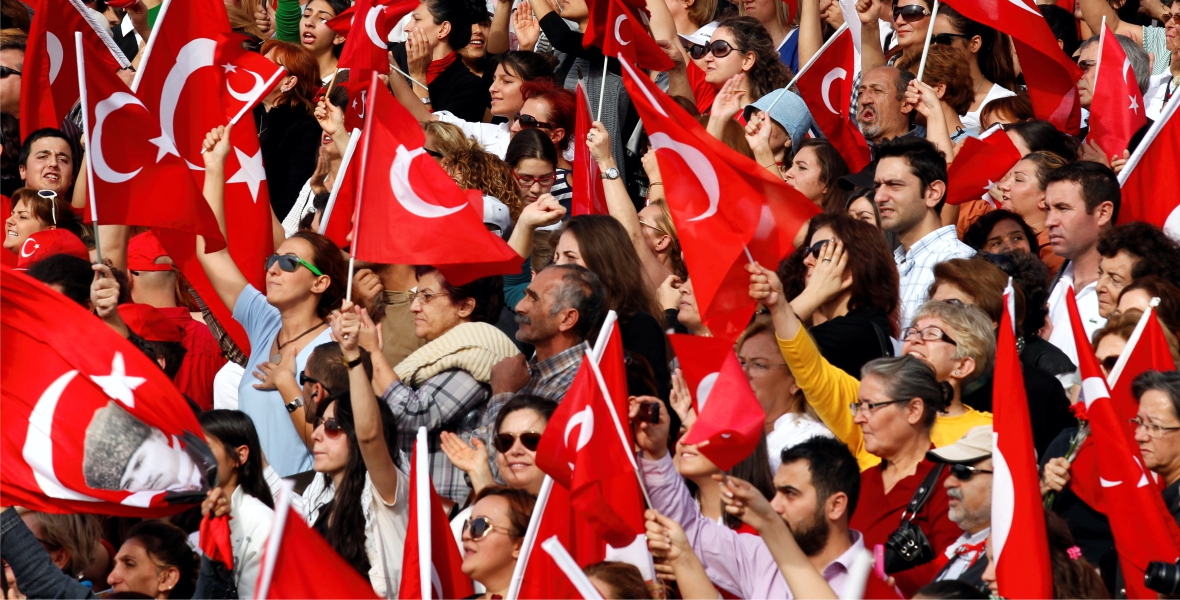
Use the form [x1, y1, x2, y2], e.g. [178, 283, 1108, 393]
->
[871, 320, 894, 358]
[901, 463, 946, 522]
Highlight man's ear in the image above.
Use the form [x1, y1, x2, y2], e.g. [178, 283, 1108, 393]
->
[557, 308, 580, 334]
[925, 180, 947, 209]
[1095, 200, 1115, 228]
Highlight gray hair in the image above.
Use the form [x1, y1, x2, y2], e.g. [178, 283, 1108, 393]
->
[861, 356, 952, 429]
[1132, 370, 1180, 419]
[912, 300, 997, 382]
[1077, 33, 1151, 95]
[83, 402, 151, 491]
[544, 264, 605, 342]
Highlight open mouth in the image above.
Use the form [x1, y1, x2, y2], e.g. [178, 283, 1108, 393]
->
[302, 31, 317, 44]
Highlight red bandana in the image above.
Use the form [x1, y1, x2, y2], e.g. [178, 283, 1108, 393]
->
[426, 52, 457, 84]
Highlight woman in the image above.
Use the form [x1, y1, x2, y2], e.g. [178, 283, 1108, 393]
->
[257, 40, 323, 221]
[299, 0, 348, 83]
[962, 209, 1039, 257]
[199, 123, 345, 479]
[1090, 310, 1142, 377]
[4, 188, 82, 256]
[1117, 276, 1180, 327]
[740, 89, 817, 179]
[737, 0, 799, 69]
[980, 511, 1110, 598]
[978, 93, 1035, 130]
[702, 17, 793, 111]
[442, 145, 526, 221]
[513, 81, 576, 204]
[930, 4, 1017, 132]
[460, 486, 536, 599]
[662, 0, 720, 112]
[108, 520, 197, 599]
[197, 410, 275, 600]
[658, 276, 710, 335]
[1003, 120, 1073, 159]
[459, 18, 493, 78]
[424, 121, 474, 161]
[994, 151, 1070, 274]
[899, 45, 974, 152]
[858, 0, 932, 72]
[846, 188, 882, 228]
[283, 132, 342, 237]
[783, 139, 850, 213]
[504, 129, 560, 208]
[7, 510, 104, 588]
[584, 562, 654, 599]
[398, 0, 489, 122]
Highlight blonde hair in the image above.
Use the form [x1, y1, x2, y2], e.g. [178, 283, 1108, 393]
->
[422, 120, 474, 158]
[911, 300, 996, 382]
[24, 511, 102, 577]
[736, 0, 795, 30]
[441, 146, 524, 221]
[647, 198, 685, 278]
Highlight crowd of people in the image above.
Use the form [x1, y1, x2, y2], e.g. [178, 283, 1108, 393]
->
[2, 0, 1179, 595]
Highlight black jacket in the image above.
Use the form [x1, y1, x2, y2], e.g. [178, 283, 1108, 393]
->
[810, 307, 895, 379]
[962, 359, 1075, 458]
[254, 103, 321, 220]
[390, 45, 491, 123]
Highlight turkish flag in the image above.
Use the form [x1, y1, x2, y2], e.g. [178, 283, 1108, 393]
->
[668, 335, 765, 471]
[318, 127, 363, 249]
[603, 0, 675, 71]
[583, 0, 646, 51]
[78, 34, 226, 251]
[19, 0, 128, 139]
[572, 82, 608, 216]
[944, 125, 1023, 206]
[326, 68, 370, 136]
[1089, 23, 1148, 159]
[350, 74, 522, 286]
[1, 266, 214, 517]
[943, 0, 1082, 134]
[510, 478, 586, 599]
[793, 25, 871, 173]
[338, 0, 417, 76]
[621, 59, 819, 342]
[991, 284, 1053, 599]
[1118, 93, 1179, 234]
[214, 32, 288, 124]
[399, 428, 475, 599]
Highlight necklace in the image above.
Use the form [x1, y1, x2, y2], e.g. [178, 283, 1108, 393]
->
[272, 321, 327, 363]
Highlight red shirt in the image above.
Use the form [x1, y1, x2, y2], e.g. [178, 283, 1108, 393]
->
[851, 457, 960, 597]
[686, 62, 718, 115]
[158, 306, 227, 411]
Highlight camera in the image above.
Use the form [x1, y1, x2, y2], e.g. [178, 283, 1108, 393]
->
[1145, 559, 1180, 595]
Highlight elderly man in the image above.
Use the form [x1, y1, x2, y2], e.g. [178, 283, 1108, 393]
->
[928, 426, 993, 589]
[856, 67, 923, 146]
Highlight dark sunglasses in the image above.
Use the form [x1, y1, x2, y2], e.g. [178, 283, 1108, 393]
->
[0, 66, 20, 78]
[266, 253, 323, 276]
[514, 112, 553, 129]
[424, 147, 444, 159]
[463, 515, 515, 541]
[300, 371, 332, 395]
[932, 32, 970, 45]
[892, 3, 931, 22]
[1101, 355, 1121, 372]
[949, 463, 993, 481]
[807, 238, 833, 259]
[688, 39, 743, 60]
[314, 416, 344, 436]
[494, 431, 542, 453]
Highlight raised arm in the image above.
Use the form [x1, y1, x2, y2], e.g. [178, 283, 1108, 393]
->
[198, 124, 251, 313]
[507, 194, 566, 259]
[797, 0, 824, 70]
[857, 0, 887, 73]
[487, 0, 515, 54]
[1078, 0, 1142, 42]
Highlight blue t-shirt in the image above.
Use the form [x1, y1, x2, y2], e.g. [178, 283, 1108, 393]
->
[779, 28, 800, 74]
[233, 285, 333, 477]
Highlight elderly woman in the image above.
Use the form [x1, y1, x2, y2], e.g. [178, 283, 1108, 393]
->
[461, 486, 536, 599]
[1133, 371, 1180, 517]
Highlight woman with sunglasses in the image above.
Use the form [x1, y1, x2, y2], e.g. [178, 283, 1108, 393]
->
[5, 188, 83, 258]
[199, 124, 346, 478]
[930, 5, 1017, 133]
[460, 486, 536, 599]
[857, 0, 932, 73]
[700, 17, 793, 108]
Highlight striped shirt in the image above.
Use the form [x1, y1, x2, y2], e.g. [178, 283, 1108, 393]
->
[895, 225, 976, 328]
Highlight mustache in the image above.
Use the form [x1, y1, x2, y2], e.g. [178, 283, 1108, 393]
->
[947, 488, 963, 502]
[514, 313, 531, 326]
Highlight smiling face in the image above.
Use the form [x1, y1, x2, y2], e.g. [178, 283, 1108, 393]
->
[703, 27, 755, 87]
[461, 21, 490, 61]
[997, 159, 1048, 223]
[982, 218, 1034, 255]
[673, 422, 721, 481]
[489, 63, 526, 118]
[1096, 250, 1138, 318]
[4, 198, 50, 253]
[300, 0, 345, 63]
[461, 495, 521, 585]
[19, 136, 74, 195]
[108, 538, 175, 598]
[496, 409, 547, 493]
[784, 146, 828, 204]
[892, 0, 931, 49]
[901, 316, 963, 380]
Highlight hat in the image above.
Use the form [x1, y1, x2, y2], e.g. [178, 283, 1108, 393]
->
[83, 401, 153, 491]
[838, 160, 878, 191]
[118, 303, 184, 343]
[744, 89, 820, 156]
[126, 231, 173, 272]
[678, 21, 719, 47]
[483, 195, 512, 237]
[16, 229, 90, 270]
[927, 425, 993, 464]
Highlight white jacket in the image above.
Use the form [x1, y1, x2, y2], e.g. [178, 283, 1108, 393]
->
[230, 486, 274, 599]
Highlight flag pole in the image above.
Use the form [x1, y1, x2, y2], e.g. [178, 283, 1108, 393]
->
[1119, 85, 1178, 185]
[915, 0, 939, 82]
[765, 22, 850, 113]
[596, 57, 610, 122]
[346, 74, 380, 304]
[255, 479, 293, 599]
[415, 427, 431, 600]
[541, 537, 606, 599]
[506, 475, 554, 600]
[585, 343, 654, 508]
[230, 67, 287, 125]
[130, 0, 173, 91]
[317, 128, 362, 236]
[75, 32, 102, 267]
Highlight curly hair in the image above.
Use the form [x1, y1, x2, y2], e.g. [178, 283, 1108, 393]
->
[441, 146, 524, 221]
[422, 120, 475, 158]
[1098, 222, 1180, 288]
[799, 214, 901, 334]
[715, 16, 793, 100]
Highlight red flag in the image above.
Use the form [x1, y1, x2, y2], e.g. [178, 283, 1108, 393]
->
[399, 428, 475, 600]
[199, 513, 235, 569]
[943, 0, 1082, 134]
[77, 34, 226, 251]
[510, 478, 586, 599]
[620, 58, 820, 342]
[991, 282, 1053, 599]
[583, 0, 646, 50]
[668, 335, 766, 471]
[1064, 290, 1180, 599]
[603, 0, 675, 71]
[1, 266, 213, 517]
[214, 33, 288, 124]
[944, 125, 1023, 206]
[793, 25, 871, 173]
[1089, 23, 1148, 159]
[337, 0, 417, 76]
[1117, 92, 1179, 233]
[350, 74, 522, 285]
[19, 0, 128, 139]
[572, 82, 608, 216]
[317, 127, 363, 249]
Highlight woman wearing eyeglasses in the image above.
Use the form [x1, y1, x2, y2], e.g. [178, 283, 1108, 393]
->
[856, 0, 932, 73]
[505, 129, 561, 207]
[460, 486, 536, 599]
[930, 5, 1017, 133]
[4, 188, 83, 258]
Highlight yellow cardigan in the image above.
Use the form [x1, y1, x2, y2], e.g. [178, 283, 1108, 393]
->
[775, 323, 993, 471]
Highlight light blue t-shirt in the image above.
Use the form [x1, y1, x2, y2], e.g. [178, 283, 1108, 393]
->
[233, 285, 332, 477]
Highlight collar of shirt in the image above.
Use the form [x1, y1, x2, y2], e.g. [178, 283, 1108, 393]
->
[894, 225, 961, 276]
[529, 343, 585, 378]
[943, 527, 990, 560]
[823, 530, 867, 584]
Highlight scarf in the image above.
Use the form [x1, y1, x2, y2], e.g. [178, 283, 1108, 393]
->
[393, 321, 520, 387]
[426, 52, 457, 84]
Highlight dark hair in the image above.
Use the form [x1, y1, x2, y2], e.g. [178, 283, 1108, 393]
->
[1119, 276, 1180, 337]
[424, 0, 483, 49]
[27, 254, 93, 307]
[1044, 161, 1121, 222]
[1044, 510, 1110, 598]
[715, 16, 793, 100]
[18, 128, 72, 168]
[504, 128, 558, 171]
[541, 263, 606, 342]
[198, 410, 275, 510]
[1, 3, 31, 32]
[963, 209, 1040, 254]
[472, 485, 536, 537]
[259, 40, 319, 114]
[495, 51, 556, 84]
[8, 187, 83, 237]
[1039, 4, 1081, 57]
[1098, 222, 1180, 287]
[979, 93, 1035, 126]
[520, 80, 576, 151]
[980, 250, 1052, 337]
[553, 216, 661, 320]
[1002, 120, 1072, 158]
[914, 580, 988, 599]
[722, 434, 775, 529]
[930, 257, 1025, 332]
[795, 139, 850, 214]
[860, 356, 951, 429]
[493, 394, 558, 437]
[583, 562, 653, 599]
[1132, 370, 1180, 420]
[288, 231, 347, 318]
[123, 520, 197, 599]
[913, 45, 974, 115]
[802, 214, 900, 334]
[780, 436, 862, 521]
[1, 113, 19, 175]
[306, 343, 374, 408]
[872, 136, 948, 210]
[938, 4, 1018, 90]
[413, 266, 504, 324]
[149, 340, 188, 379]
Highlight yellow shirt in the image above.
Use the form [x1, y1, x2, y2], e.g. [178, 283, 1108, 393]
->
[931, 406, 993, 448]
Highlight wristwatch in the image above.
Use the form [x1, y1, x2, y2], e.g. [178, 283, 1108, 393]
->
[601, 167, 620, 180]
[342, 354, 363, 370]
[284, 395, 304, 414]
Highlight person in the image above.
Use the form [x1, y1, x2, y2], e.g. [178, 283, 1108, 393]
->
[980, 511, 1110, 598]
[1095, 221, 1180, 319]
[1132, 370, 1180, 522]
[459, 16, 492, 78]
[199, 123, 346, 477]
[256, 40, 322, 221]
[929, 4, 1017, 132]
[741, 89, 819, 181]
[898, 45, 975, 151]
[1002, 120, 1073, 158]
[961, 209, 1039, 257]
[512, 80, 576, 181]
[701, 17, 793, 104]
[858, 0, 933, 73]
[107, 520, 198, 599]
[992, 152, 1070, 274]
[1117, 276, 1180, 325]
[5, 187, 82, 257]
[978, 93, 1035, 131]
[673, 409, 776, 533]
[856, 67, 921, 146]
[1144, 0, 1179, 121]
[1044, 161, 1121, 370]
[1077, 0, 1169, 76]
[873, 136, 975, 327]
[736, 0, 799, 70]
[504, 129, 561, 207]
[782, 139, 851, 213]
[0, 32, 21, 118]
[442, 144, 527, 223]
[460, 486, 536, 599]
[197, 410, 274, 599]
[1074, 33, 1152, 160]
[846, 188, 883, 228]
[395, 0, 490, 122]
[660, 275, 710, 336]
[926, 426, 993, 589]
[19, 129, 75, 197]
[12, 510, 104, 586]
[584, 561, 654, 599]
[298, 0, 348, 82]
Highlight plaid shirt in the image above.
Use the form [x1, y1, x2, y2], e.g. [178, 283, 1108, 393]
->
[381, 369, 489, 505]
[895, 225, 976, 328]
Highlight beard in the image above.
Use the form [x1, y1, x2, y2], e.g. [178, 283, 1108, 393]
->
[789, 506, 831, 557]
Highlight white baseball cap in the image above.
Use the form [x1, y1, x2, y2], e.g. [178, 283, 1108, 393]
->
[678, 21, 719, 47]
[483, 195, 512, 237]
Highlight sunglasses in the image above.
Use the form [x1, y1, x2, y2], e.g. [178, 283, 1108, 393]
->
[688, 39, 743, 60]
[1101, 355, 1120, 372]
[807, 238, 833, 259]
[1163, 12, 1180, 23]
[514, 112, 553, 129]
[0, 66, 20, 78]
[266, 253, 323, 276]
[494, 431, 542, 453]
[932, 32, 970, 45]
[513, 171, 557, 187]
[314, 416, 344, 436]
[463, 515, 515, 541]
[949, 463, 993, 481]
[300, 371, 332, 395]
[892, 3, 931, 22]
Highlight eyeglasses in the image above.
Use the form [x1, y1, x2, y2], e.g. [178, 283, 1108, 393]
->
[424, 147, 445, 159]
[0, 66, 20, 78]
[931, 32, 970, 45]
[849, 398, 910, 415]
[688, 39, 743, 60]
[463, 516, 516, 541]
[1164, 12, 1180, 24]
[493, 431, 543, 453]
[314, 416, 345, 436]
[1100, 355, 1120, 373]
[638, 217, 667, 235]
[892, 3, 931, 22]
[411, 289, 449, 304]
[901, 325, 958, 346]
[513, 170, 557, 187]
[1129, 417, 1180, 438]
[513, 112, 553, 129]
[739, 359, 790, 374]
[806, 238, 833, 259]
[949, 463, 993, 481]
[300, 371, 332, 395]
[266, 253, 323, 276]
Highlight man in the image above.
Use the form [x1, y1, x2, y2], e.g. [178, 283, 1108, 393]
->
[1045, 161, 1120, 368]
[873, 136, 974, 327]
[274, 341, 360, 453]
[1132, 370, 1180, 524]
[18, 129, 75, 197]
[856, 67, 921, 145]
[928, 426, 993, 589]
[1094, 222, 1180, 318]
[0, 34, 22, 118]
[1145, 0, 1179, 121]
[127, 231, 226, 410]
[1075, 33, 1152, 112]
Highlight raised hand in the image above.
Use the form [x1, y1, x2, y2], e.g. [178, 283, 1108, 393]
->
[201, 124, 234, 169]
[630, 394, 671, 460]
[331, 299, 362, 355]
[587, 121, 614, 166]
[517, 194, 566, 230]
[352, 268, 385, 315]
[439, 431, 491, 475]
[746, 261, 785, 311]
[406, 27, 434, 81]
[669, 368, 696, 430]
[710, 74, 748, 122]
[804, 237, 852, 305]
[855, 0, 882, 25]
[513, 1, 541, 51]
[904, 79, 940, 119]
[314, 98, 344, 138]
[718, 474, 782, 533]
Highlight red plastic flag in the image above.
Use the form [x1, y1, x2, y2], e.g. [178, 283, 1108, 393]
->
[508, 478, 585, 600]
[583, 0, 646, 51]
[603, 0, 675, 71]
[1, 266, 214, 517]
[350, 73, 522, 285]
[337, 0, 417, 75]
[317, 127, 363, 249]
[199, 513, 235, 569]
[1117, 93, 1179, 235]
[214, 32, 288, 124]
[793, 25, 871, 173]
[1089, 22, 1148, 159]
[572, 83, 608, 216]
[944, 124, 1023, 206]
[991, 281, 1053, 599]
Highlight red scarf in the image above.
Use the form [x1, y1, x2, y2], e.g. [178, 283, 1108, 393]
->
[426, 52, 457, 84]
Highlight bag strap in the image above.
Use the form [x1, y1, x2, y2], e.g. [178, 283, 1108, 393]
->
[900, 462, 946, 522]
[871, 320, 894, 358]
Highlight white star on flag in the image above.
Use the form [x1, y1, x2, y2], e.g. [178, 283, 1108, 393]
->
[1129, 95, 1140, 115]
[226, 146, 267, 202]
[221, 63, 237, 73]
[148, 134, 180, 162]
[984, 179, 995, 190]
[90, 352, 146, 408]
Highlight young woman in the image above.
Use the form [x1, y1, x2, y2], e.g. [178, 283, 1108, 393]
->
[299, 0, 348, 83]
[197, 410, 275, 600]
[962, 209, 1039, 257]
[504, 129, 560, 207]
[399, 0, 489, 122]
[740, 90, 817, 179]
[513, 80, 575, 203]
[459, 17, 493, 78]
[783, 139, 850, 212]
[256, 40, 322, 221]
[674, 422, 776, 533]
[107, 521, 198, 599]
[900, 45, 974, 154]
[4, 188, 82, 256]
[460, 486, 536, 599]
[737, 0, 799, 69]
[858, 0, 932, 72]
[701, 17, 793, 107]
[994, 151, 1070, 274]
[931, 4, 1017, 132]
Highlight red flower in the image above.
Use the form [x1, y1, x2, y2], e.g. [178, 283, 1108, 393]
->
[1069, 401, 1089, 421]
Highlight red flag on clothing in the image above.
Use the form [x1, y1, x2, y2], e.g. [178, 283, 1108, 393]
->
[603, 0, 675, 71]
[991, 282, 1053, 599]
[199, 513, 235, 569]
[1117, 93, 1179, 233]
[0, 265, 214, 517]
[1089, 23, 1148, 159]
[944, 125, 1023, 206]
[572, 82, 608, 216]
[793, 25, 871, 173]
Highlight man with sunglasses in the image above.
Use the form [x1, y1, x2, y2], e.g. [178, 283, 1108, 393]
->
[927, 426, 994, 590]
[0, 34, 22, 118]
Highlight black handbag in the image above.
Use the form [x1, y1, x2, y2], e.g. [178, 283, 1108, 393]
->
[883, 463, 946, 574]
